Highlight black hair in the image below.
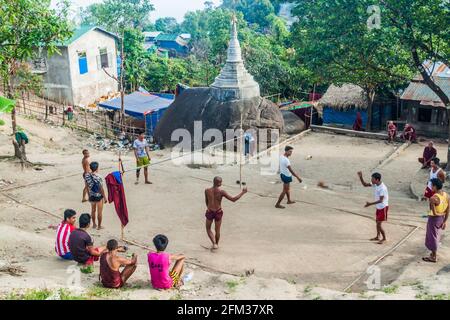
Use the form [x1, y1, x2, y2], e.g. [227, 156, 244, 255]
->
[107, 239, 119, 251]
[139, 130, 145, 136]
[432, 157, 440, 165]
[90, 161, 99, 172]
[79, 213, 91, 228]
[153, 234, 169, 252]
[213, 176, 222, 185]
[82, 149, 88, 155]
[431, 178, 443, 190]
[64, 209, 76, 221]
[285, 146, 293, 152]
[371, 172, 382, 181]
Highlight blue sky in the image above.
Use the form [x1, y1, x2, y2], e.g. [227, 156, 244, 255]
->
[52, 0, 222, 22]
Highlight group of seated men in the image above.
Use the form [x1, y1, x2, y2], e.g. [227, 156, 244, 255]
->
[387, 121, 417, 143]
[55, 209, 186, 290]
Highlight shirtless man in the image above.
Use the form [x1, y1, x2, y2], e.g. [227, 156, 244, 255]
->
[82, 149, 91, 202]
[204, 177, 247, 250]
[100, 239, 137, 289]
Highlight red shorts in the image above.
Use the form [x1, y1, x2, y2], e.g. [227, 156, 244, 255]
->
[85, 248, 100, 265]
[424, 187, 435, 199]
[376, 206, 388, 222]
[205, 208, 223, 222]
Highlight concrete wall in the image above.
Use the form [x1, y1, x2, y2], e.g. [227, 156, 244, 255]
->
[41, 47, 73, 104]
[68, 30, 118, 107]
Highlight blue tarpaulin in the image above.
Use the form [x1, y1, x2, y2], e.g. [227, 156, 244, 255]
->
[98, 91, 174, 135]
[323, 107, 367, 129]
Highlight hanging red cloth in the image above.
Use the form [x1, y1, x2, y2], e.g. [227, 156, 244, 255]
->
[105, 172, 129, 227]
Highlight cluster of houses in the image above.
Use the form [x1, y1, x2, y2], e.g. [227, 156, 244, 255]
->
[29, 24, 450, 140]
[313, 61, 450, 138]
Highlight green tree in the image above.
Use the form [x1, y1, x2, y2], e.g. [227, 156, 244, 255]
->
[80, 0, 154, 31]
[155, 17, 181, 33]
[123, 28, 148, 92]
[290, 0, 416, 129]
[291, 0, 450, 159]
[0, 0, 72, 160]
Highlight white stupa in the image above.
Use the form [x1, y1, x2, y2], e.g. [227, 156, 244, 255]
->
[210, 15, 261, 102]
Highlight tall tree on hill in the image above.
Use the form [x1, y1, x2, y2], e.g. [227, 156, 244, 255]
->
[290, 0, 450, 165]
[0, 0, 72, 161]
[155, 17, 181, 33]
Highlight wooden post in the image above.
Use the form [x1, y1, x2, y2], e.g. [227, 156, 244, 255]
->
[84, 107, 88, 131]
[144, 113, 147, 137]
[45, 105, 48, 120]
[62, 101, 66, 126]
[239, 113, 243, 189]
[121, 225, 124, 241]
[21, 91, 26, 114]
[104, 112, 108, 137]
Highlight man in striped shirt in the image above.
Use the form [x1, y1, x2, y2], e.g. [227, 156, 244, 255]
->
[55, 209, 77, 260]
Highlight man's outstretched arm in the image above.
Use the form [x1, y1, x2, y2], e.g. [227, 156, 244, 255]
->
[222, 188, 248, 202]
[357, 171, 371, 187]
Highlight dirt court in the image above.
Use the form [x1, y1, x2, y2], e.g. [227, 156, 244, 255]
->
[1, 114, 450, 299]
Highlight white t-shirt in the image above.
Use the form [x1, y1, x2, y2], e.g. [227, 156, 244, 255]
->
[280, 155, 292, 177]
[133, 139, 148, 158]
[372, 182, 389, 209]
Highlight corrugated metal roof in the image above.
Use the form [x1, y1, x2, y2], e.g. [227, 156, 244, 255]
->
[401, 77, 450, 107]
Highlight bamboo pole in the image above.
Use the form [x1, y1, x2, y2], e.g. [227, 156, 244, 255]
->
[239, 113, 243, 189]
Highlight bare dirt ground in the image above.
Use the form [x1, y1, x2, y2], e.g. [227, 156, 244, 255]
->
[1, 114, 450, 300]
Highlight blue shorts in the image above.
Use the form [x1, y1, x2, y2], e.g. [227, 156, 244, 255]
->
[60, 252, 73, 260]
[280, 174, 293, 184]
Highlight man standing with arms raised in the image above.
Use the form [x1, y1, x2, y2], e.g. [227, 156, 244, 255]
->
[204, 177, 247, 250]
[133, 131, 152, 185]
[275, 146, 302, 209]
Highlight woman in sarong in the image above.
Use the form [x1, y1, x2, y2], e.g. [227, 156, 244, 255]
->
[423, 178, 449, 263]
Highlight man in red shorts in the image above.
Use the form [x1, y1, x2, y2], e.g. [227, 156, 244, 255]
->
[357, 171, 389, 245]
[204, 176, 247, 250]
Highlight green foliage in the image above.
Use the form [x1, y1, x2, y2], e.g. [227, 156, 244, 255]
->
[79, 0, 154, 32]
[86, 284, 115, 298]
[155, 17, 180, 33]
[382, 285, 399, 294]
[0, 0, 72, 98]
[123, 28, 148, 92]
[6, 289, 52, 300]
[0, 119, 5, 126]
[290, 0, 449, 102]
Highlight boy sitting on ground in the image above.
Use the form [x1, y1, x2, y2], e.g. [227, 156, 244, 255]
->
[55, 209, 77, 260]
[100, 239, 138, 289]
[147, 234, 185, 290]
[68, 213, 106, 273]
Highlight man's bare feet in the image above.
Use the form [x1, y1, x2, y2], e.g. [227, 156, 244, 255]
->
[370, 237, 380, 241]
[212, 244, 219, 250]
[275, 204, 286, 209]
[287, 201, 296, 204]
[82, 199, 88, 203]
[145, 181, 153, 184]
[377, 239, 386, 245]
[93, 224, 97, 229]
[97, 226, 104, 230]
[135, 181, 139, 185]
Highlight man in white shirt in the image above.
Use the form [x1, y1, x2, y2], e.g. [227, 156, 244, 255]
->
[133, 131, 152, 185]
[275, 146, 303, 209]
[357, 171, 389, 244]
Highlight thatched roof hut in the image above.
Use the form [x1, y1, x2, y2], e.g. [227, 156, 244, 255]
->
[318, 84, 368, 111]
